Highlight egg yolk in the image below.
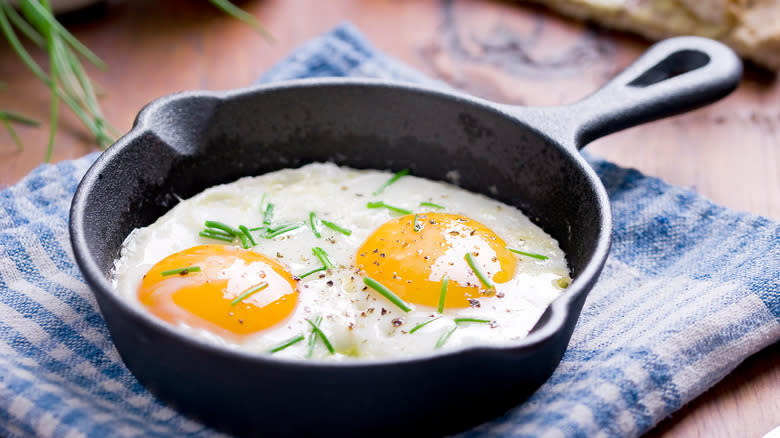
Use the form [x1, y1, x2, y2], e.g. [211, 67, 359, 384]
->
[138, 244, 297, 340]
[356, 212, 516, 309]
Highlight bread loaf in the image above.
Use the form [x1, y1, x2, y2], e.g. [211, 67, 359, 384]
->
[525, 0, 780, 70]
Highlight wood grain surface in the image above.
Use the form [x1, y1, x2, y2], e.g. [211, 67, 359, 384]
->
[0, 0, 777, 436]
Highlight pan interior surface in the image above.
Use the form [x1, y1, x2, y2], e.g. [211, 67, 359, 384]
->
[72, 82, 608, 437]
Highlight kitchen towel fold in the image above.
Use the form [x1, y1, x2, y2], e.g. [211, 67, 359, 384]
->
[1, 22, 778, 438]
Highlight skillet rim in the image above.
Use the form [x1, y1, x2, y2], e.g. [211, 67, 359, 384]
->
[69, 77, 612, 368]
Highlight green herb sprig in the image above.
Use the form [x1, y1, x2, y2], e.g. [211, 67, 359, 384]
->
[0, 0, 113, 161]
[1, 0, 271, 160]
[320, 219, 352, 236]
[263, 202, 274, 225]
[366, 201, 412, 215]
[409, 317, 441, 334]
[160, 266, 201, 277]
[372, 168, 409, 195]
[309, 212, 321, 238]
[438, 275, 448, 313]
[506, 247, 549, 260]
[312, 247, 333, 269]
[297, 247, 333, 279]
[201, 220, 253, 248]
[230, 282, 268, 306]
[265, 223, 302, 239]
[465, 252, 494, 290]
[419, 201, 445, 209]
[453, 317, 491, 325]
[306, 316, 334, 356]
[363, 276, 412, 313]
[413, 214, 422, 232]
[435, 326, 457, 349]
[306, 316, 323, 358]
[268, 334, 304, 353]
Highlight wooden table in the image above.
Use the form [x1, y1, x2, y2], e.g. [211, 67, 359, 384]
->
[1, 0, 777, 436]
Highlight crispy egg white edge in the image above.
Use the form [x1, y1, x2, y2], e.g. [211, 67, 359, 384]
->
[112, 163, 571, 361]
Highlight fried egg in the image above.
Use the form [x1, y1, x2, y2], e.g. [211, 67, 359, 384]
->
[113, 163, 571, 360]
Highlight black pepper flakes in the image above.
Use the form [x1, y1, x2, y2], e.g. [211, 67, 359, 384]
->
[392, 318, 403, 327]
[326, 280, 334, 287]
[468, 299, 481, 308]
[496, 292, 505, 298]
[381, 308, 387, 315]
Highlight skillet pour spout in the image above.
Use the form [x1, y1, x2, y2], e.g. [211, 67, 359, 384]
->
[70, 37, 741, 437]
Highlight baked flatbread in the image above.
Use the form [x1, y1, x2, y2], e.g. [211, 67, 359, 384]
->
[525, 0, 780, 70]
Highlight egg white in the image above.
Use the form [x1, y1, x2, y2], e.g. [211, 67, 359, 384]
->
[113, 163, 571, 360]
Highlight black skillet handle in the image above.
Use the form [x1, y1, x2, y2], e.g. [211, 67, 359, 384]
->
[509, 36, 743, 150]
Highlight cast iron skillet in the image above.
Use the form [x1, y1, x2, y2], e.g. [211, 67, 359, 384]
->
[70, 37, 741, 437]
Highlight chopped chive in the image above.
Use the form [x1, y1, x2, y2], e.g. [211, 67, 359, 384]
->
[363, 276, 412, 313]
[263, 203, 275, 225]
[238, 225, 257, 247]
[160, 266, 201, 277]
[306, 332, 316, 358]
[298, 266, 327, 279]
[307, 317, 335, 354]
[230, 282, 268, 306]
[305, 316, 322, 358]
[249, 226, 267, 232]
[438, 275, 449, 313]
[237, 232, 250, 249]
[204, 220, 239, 236]
[259, 193, 268, 210]
[435, 326, 457, 349]
[309, 212, 321, 238]
[465, 252, 494, 289]
[268, 334, 305, 353]
[265, 223, 302, 239]
[199, 230, 234, 242]
[409, 317, 441, 334]
[373, 168, 410, 195]
[420, 201, 445, 209]
[312, 247, 333, 269]
[201, 227, 233, 238]
[320, 219, 352, 236]
[413, 214, 423, 232]
[366, 201, 412, 215]
[506, 247, 549, 260]
[454, 317, 491, 325]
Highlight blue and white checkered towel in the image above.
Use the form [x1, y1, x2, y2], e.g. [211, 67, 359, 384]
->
[1, 23, 778, 438]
